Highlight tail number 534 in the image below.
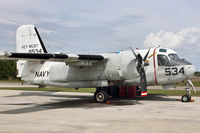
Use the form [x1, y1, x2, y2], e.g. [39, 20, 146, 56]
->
[165, 67, 184, 75]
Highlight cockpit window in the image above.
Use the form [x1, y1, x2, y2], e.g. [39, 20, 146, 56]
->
[168, 54, 180, 60]
[157, 55, 170, 66]
[159, 49, 167, 53]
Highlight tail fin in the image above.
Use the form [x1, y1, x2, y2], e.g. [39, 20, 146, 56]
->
[16, 25, 47, 53]
[16, 25, 47, 78]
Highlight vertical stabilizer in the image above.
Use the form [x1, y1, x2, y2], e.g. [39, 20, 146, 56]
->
[16, 25, 47, 78]
[16, 25, 47, 53]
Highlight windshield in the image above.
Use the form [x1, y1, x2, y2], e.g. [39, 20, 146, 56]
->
[157, 54, 191, 66]
[168, 54, 180, 60]
[157, 55, 170, 66]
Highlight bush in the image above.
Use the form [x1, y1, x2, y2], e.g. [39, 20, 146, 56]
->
[194, 71, 200, 77]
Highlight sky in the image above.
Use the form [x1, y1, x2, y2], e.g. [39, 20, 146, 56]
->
[0, 0, 200, 70]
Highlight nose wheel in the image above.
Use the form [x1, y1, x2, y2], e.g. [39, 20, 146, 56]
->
[181, 95, 191, 102]
[181, 88, 191, 102]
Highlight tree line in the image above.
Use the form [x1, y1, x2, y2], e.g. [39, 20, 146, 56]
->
[195, 71, 200, 77]
[0, 60, 17, 80]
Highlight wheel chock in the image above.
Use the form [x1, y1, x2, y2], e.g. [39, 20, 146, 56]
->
[106, 100, 111, 104]
[190, 99, 195, 102]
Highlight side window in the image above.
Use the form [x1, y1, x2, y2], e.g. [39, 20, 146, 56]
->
[157, 55, 170, 66]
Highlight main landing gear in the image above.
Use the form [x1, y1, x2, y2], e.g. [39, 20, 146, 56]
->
[38, 84, 45, 88]
[94, 86, 140, 103]
[94, 87, 118, 103]
[94, 90, 109, 103]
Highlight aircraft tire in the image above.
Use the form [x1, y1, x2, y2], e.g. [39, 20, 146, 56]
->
[94, 90, 109, 103]
[181, 95, 191, 102]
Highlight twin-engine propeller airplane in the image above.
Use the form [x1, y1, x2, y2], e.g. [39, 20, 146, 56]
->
[0, 25, 196, 103]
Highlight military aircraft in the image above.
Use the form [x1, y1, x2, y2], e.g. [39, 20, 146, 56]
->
[0, 25, 196, 103]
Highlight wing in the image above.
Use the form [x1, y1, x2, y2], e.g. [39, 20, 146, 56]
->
[0, 52, 105, 64]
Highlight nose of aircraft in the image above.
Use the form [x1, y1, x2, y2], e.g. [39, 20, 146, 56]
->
[185, 65, 195, 78]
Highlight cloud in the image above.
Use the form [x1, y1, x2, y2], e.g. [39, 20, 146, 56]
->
[38, 28, 56, 34]
[144, 27, 200, 70]
[144, 27, 200, 49]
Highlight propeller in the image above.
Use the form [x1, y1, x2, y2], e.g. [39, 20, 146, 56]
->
[187, 79, 196, 93]
[130, 47, 150, 96]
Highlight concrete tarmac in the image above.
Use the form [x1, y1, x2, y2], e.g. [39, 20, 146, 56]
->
[0, 90, 200, 133]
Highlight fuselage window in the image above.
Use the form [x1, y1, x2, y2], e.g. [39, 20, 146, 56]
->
[157, 55, 170, 66]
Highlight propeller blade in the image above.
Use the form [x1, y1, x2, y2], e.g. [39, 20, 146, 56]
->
[130, 47, 141, 74]
[140, 68, 147, 96]
[143, 49, 150, 62]
[129, 47, 142, 63]
[129, 47, 138, 59]
[187, 79, 196, 93]
[129, 47, 149, 96]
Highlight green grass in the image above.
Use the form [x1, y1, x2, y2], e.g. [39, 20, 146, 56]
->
[0, 87, 199, 96]
[176, 80, 200, 87]
[148, 89, 200, 96]
[0, 80, 22, 83]
[177, 76, 200, 87]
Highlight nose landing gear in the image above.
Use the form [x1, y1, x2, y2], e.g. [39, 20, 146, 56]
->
[181, 79, 196, 102]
